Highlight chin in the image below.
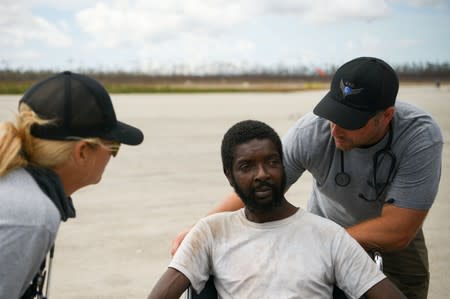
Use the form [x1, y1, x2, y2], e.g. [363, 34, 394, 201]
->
[255, 197, 274, 205]
[247, 199, 278, 212]
[334, 139, 352, 151]
[335, 143, 353, 151]
[87, 176, 102, 186]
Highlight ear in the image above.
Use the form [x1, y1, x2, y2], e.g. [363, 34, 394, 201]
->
[72, 141, 91, 166]
[384, 107, 395, 123]
[224, 168, 234, 187]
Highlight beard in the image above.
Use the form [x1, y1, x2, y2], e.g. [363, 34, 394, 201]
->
[232, 172, 286, 213]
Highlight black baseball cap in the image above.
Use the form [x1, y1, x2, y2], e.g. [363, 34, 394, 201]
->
[313, 57, 399, 130]
[19, 71, 144, 145]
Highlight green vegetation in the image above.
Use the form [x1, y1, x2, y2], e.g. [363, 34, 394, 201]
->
[104, 83, 329, 94]
[0, 81, 36, 94]
[0, 62, 448, 94]
[0, 81, 328, 94]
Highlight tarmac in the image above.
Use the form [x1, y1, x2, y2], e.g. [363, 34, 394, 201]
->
[0, 84, 449, 298]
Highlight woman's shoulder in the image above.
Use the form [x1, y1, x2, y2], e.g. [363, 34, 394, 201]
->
[0, 168, 60, 232]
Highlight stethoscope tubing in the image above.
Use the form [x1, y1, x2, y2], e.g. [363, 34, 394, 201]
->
[334, 123, 396, 201]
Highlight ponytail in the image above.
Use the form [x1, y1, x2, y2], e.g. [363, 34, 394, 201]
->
[0, 104, 76, 176]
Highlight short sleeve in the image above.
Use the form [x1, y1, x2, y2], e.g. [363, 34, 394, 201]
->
[332, 228, 385, 299]
[387, 135, 443, 210]
[169, 220, 213, 294]
[282, 119, 308, 188]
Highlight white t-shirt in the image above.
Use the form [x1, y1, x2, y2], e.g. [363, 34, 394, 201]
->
[170, 208, 385, 299]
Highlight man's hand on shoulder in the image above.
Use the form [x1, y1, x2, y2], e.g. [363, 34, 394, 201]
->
[170, 226, 193, 256]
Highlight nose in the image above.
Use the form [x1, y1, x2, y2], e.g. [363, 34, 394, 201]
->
[255, 164, 270, 181]
[330, 122, 344, 137]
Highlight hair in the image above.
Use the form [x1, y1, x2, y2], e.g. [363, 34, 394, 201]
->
[0, 103, 105, 176]
[221, 120, 283, 173]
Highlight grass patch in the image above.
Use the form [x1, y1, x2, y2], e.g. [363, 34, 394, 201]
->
[0, 81, 36, 94]
[0, 81, 328, 94]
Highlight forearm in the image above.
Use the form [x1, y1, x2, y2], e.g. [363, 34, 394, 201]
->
[347, 218, 410, 251]
[347, 205, 428, 251]
[365, 278, 407, 299]
[207, 192, 244, 215]
[148, 268, 190, 299]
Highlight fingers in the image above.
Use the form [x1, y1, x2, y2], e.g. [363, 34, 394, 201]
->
[170, 228, 190, 256]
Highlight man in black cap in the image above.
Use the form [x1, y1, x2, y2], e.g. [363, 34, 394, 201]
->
[171, 57, 443, 298]
[0, 72, 144, 298]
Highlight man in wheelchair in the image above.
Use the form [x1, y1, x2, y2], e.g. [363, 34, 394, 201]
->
[148, 120, 405, 299]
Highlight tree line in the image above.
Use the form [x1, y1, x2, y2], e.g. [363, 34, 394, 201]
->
[0, 62, 449, 84]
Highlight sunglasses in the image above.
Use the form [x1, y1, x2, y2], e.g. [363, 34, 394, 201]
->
[100, 141, 121, 157]
[65, 137, 121, 157]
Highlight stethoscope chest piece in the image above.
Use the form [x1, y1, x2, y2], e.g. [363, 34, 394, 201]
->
[335, 172, 351, 187]
[335, 150, 351, 187]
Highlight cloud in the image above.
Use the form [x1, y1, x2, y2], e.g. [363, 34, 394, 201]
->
[302, 0, 391, 24]
[360, 34, 383, 51]
[398, 0, 449, 8]
[22, 0, 93, 10]
[2, 0, 448, 70]
[75, 0, 255, 48]
[337, 34, 423, 63]
[396, 38, 422, 48]
[74, 0, 392, 48]
[0, 1, 72, 48]
[258, 0, 391, 23]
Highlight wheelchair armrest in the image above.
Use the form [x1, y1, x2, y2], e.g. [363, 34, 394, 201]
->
[373, 251, 383, 271]
[186, 276, 217, 299]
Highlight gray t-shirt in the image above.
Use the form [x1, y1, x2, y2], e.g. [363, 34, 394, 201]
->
[281, 101, 443, 294]
[0, 168, 60, 299]
[282, 101, 443, 227]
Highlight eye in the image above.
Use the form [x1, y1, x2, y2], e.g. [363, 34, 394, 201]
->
[268, 158, 281, 167]
[238, 162, 252, 172]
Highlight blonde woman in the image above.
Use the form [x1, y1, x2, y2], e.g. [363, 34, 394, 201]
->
[0, 72, 143, 299]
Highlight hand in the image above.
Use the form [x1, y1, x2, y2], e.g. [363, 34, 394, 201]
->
[170, 226, 192, 256]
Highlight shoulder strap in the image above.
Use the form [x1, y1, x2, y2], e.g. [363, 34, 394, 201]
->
[20, 245, 55, 299]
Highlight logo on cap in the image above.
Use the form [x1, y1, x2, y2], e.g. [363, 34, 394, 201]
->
[340, 79, 363, 98]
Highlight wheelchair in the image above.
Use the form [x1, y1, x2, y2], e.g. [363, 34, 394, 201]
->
[186, 276, 217, 299]
[185, 252, 383, 299]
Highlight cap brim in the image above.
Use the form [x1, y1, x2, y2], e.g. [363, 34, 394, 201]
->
[101, 121, 144, 145]
[313, 91, 373, 130]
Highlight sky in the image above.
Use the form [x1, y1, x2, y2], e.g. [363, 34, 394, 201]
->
[1, 0, 449, 74]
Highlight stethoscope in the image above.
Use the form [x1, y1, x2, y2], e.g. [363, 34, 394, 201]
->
[334, 123, 397, 201]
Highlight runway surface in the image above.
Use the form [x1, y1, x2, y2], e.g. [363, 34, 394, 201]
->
[1, 84, 449, 298]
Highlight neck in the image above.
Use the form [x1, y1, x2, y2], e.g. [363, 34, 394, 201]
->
[360, 121, 392, 149]
[244, 199, 298, 223]
[374, 122, 392, 146]
[52, 165, 81, 196]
